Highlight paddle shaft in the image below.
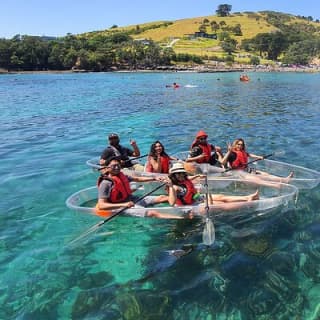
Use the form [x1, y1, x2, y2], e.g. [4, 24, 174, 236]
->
[98, 154, 148, 170]
[204, 174, 209, 213]
[202, 172, 215, 246]
[125, 154, 148, 162]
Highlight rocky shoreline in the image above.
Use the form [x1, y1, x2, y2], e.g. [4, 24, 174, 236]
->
[1, 64, 320, 74]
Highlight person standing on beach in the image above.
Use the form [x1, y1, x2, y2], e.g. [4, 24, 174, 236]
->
[100, 133, 144, 170]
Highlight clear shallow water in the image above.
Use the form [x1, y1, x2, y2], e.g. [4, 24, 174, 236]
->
[0, 72, 320, 319]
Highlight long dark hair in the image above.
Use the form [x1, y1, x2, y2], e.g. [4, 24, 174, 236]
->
[149, 140, 169, 160]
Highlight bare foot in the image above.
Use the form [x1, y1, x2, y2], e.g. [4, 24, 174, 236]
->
[247, 189, 259, 201]
[284, 171, 294, 183]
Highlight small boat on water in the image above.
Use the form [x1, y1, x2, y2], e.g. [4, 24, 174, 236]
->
[174, 151, 320, 190]
[66, 178, 298, 220]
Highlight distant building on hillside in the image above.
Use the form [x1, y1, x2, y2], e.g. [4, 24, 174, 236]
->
[133, 38, 151, 45]
[185, 32, 217, 40]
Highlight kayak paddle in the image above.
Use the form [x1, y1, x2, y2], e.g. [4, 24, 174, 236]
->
[202, 166, 215, 246]
[67, 182, 166, 246]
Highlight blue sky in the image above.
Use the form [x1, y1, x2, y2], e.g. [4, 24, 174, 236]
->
[1, 0, 320, 39]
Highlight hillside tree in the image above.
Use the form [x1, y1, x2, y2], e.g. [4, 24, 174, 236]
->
[216, 4, 232, 17]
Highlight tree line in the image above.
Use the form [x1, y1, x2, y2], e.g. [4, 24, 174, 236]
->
[240, 12, 320, 64]
[0, 33, 202, 71]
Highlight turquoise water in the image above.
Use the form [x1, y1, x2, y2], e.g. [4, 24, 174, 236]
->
[1, 72, 320, 319]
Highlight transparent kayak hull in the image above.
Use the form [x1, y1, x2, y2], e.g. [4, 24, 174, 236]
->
[174, 151, 320, 190]
[66, 178, 298, 220]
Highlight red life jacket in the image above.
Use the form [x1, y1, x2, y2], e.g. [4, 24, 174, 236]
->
[97, 172, 132, 203]
[195, 144, 212, 163]
[146, 155, 170, 173]
[231, 150, 248, 170]
[175, 179, 197, 205]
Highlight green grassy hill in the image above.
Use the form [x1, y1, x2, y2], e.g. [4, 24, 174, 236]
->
[82, 11, 320, 63]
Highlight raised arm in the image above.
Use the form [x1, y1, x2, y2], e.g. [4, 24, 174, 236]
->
[166, 178, 177, 206]
[220, 143, 232, 167]
[130, 139, 140, 157]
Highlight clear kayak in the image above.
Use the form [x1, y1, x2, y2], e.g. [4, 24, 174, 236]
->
[66, 178, 298, 220]
[174, 151, 320, 190]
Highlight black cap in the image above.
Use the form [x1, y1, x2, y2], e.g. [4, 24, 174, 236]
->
[108, 133, 119, 140]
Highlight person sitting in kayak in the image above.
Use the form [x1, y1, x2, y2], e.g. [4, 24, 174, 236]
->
[186, 130, 223, 167]
[100, 133, 144, 171]
[168, 163, 259, 207]
[96, 156, 185, 219]
[145, 140, 178, 173]
[221, 138, 294, 183]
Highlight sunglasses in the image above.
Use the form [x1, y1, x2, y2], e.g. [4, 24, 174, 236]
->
[198, 137, 207, 141]
[108, 164, 121, 170]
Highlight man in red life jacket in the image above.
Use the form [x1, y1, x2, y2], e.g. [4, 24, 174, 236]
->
[96, 156, 185, 219]
[186, 130, 223, 166]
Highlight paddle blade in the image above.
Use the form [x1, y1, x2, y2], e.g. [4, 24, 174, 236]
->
[264, 150, 285, 159]
[67, 220, 104, 247]
[272, 150, 285, 157]
[202, 218, 215, 246]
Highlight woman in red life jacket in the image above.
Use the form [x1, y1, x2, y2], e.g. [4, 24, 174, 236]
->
[222, 138, 293, 183]
[186, 130, 223, 167]
[168, 163, 259, 208]
[96, 156, 186, 219]
[145, 140, 178, 173]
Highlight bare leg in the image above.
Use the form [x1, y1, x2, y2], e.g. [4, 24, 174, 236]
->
[146, 210, 192, 219]
[153, 195, 169, 203]
[236, 172, 287, 188]
[256, 170, 294, 183]
[210, 189, 259, 203]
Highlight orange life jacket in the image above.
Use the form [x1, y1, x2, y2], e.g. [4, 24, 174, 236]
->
[175, 179, 198, 205]
[146, 155, 170, 173]
[231, 150, 248, 170]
